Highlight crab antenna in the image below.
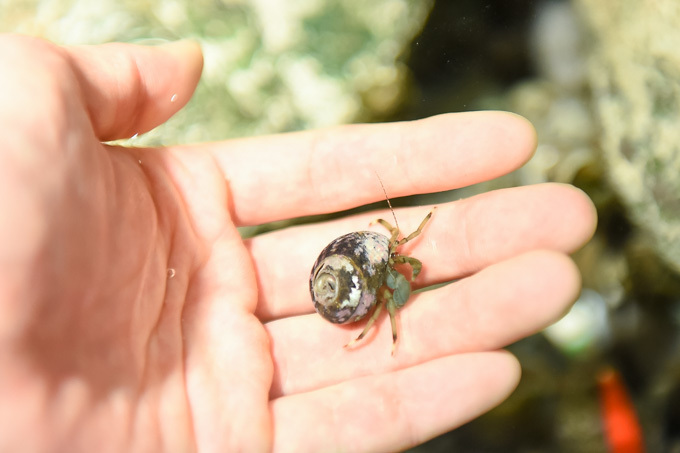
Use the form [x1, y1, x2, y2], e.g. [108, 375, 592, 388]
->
[375, 171, 399, 232]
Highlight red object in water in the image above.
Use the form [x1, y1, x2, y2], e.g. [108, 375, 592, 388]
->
[598, 367, 645, 453]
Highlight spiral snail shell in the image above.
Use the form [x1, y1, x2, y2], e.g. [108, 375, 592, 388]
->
[310, 231, 390, 324]
[309, 209, 434, 353]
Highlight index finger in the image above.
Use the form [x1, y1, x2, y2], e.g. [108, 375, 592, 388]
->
[194, 111, 536, 226]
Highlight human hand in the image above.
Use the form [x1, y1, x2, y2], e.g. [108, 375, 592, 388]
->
[0, 35, 596, 452]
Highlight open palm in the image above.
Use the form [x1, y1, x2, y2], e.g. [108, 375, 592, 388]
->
[0, 36, 596, 452]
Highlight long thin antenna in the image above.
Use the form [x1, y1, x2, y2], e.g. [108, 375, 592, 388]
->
[375, 171, 399, 231]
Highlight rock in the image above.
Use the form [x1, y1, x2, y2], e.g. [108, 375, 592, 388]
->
[575, 0, 680, 273]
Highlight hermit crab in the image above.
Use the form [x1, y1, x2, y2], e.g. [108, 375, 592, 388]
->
[309, 208, 433, 354]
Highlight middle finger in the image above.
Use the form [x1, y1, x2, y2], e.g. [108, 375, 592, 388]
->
[248, 182, 594, 321]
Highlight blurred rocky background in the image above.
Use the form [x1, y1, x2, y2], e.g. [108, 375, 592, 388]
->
[2, 0, 680, 451]
[3, 0, 432, 143]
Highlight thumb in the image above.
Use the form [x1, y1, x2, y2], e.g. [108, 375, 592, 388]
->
[64, 39, 204, 141]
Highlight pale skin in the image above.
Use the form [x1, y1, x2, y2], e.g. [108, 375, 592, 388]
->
[0, 35, 597, 452]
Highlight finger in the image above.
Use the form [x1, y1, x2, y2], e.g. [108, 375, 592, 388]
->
[267, 250, 578, 398]
[64, 39, 203, 141]
[250, 183, 595, 321]
[195, 111, 536, 225]
[271, 351, 520, 453]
